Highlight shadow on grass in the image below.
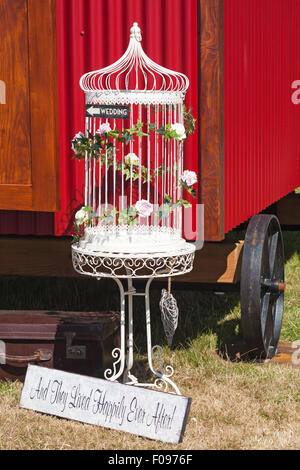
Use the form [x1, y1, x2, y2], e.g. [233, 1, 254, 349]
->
[0, 273, 243, 360]
[282, 230, 300, 259]
[0, 231, 299, 366]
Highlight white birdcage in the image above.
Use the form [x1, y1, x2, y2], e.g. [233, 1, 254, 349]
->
[71, 23, 197, 394]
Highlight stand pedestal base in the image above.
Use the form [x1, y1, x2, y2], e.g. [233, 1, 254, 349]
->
[104, 277, 181, 395]
[71, 244, 196, 395]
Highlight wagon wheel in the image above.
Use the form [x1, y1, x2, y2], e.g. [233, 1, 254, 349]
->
[240, 214, 285, 359]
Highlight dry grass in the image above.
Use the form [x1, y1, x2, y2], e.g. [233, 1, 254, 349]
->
[0, 360, 299, 450]
[0, 230, 299, 450]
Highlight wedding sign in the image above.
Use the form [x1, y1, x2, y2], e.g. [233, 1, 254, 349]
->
[85, 104, 130, 119]
[19, 365, 191, 444]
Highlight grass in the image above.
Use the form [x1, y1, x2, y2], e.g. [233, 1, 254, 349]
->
[0, 230, 299, 450]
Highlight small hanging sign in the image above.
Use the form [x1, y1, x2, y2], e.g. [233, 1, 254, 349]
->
[85, 104, 130, 119]
[19, 365, 191, 444]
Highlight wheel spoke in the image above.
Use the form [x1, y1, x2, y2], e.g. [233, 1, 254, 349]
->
[261, 292, 271, 338]
[263, 296, 275, 354]
[261, 237, 271, 280]
[269, 231, 279, 280]
[270, 299, 276, 342]
[273, 293, 284, 347]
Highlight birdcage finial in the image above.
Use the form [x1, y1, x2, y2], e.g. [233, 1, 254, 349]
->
[130, 22, 142, 42]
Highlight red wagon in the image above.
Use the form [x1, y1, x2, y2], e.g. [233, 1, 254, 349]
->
[0, 0, 300, 359]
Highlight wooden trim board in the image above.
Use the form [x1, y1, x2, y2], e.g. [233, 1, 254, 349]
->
[0, 237, 243, 284]
[198, 0, 224, 241]
[176, 240, 243, 284]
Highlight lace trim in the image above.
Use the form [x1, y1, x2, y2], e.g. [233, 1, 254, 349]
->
[85, 90, 185, 106]
[84, 225, 181, 237]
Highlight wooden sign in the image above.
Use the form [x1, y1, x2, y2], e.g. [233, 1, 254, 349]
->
[19, 365, 191, 444]
[85, 104, 130, 119]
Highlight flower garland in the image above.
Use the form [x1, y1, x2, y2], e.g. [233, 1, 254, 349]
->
[71, 107, 197, 241]
[72, 169, 197, 242]
[71, 105, 195, 162]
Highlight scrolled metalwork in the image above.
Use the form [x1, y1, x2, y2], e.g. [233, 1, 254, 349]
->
[104, 347, 123, 381]
[72, 244, 195, 279]
[152, 345, 174, 378]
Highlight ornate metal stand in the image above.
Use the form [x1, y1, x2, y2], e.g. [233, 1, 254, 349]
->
[72, 244, 195, 395]
[71, 22, 198, 395]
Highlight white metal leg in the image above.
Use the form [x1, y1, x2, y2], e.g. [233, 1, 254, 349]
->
[104, 276, 181, 395]
[123, 276, 138, 384]
[144, 278, 181, 395]
[104, 277, 126, 382]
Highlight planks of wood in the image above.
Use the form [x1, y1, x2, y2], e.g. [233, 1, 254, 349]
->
[0, 237, 76, 278]
[0, 237, 244, 284]
[176, 240, 243, 284]
[267, 342, 300, 368]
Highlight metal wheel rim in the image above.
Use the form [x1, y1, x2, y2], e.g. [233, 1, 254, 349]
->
[240, 214, 284, 358]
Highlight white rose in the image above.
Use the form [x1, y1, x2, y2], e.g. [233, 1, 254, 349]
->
[75, 207, 89, 224]
[96, 123, 111, 135]
[125, 152, 140, 166]
[135, 199, 153, 217]
[171, 123, 186, 141]
[180, 170, 197, 187]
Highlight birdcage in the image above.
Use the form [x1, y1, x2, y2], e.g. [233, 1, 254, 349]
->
[71, 23, 198, 394]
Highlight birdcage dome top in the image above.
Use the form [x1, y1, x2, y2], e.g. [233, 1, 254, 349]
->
[80, 22, 189, 105]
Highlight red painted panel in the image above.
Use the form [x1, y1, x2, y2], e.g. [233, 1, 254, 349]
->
[224, 0, 300, 234]
[54, 0, 199, 236]
[0, 210, 54, 235]
[3, 0, 300, 239]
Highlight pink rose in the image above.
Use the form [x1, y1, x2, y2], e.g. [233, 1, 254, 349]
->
[96, 123, 111, 135]
[135, 199, 153, 217]
[180, 170, 197, 187]
[72, 131, 84, 151]
[73, 131, 85, 140]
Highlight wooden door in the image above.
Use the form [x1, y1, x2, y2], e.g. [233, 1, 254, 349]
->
[0, 0, 60, 211]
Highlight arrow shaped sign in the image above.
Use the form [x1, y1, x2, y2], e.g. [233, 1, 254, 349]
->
[85, 104, 130, 120]
[86, 106, 99, 116]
